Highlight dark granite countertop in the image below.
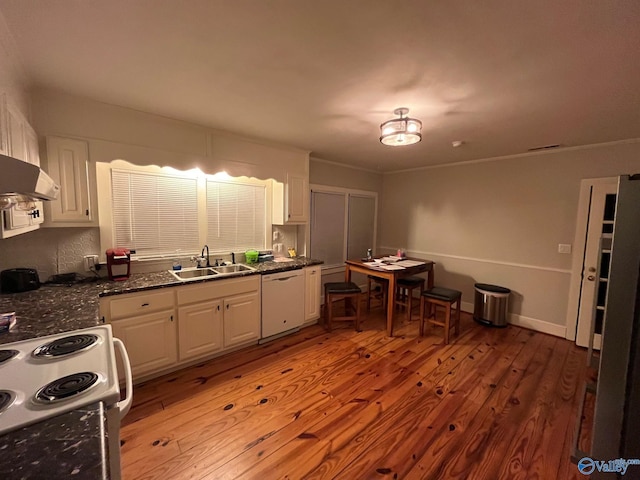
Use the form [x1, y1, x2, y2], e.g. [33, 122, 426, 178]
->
[0, 402, 110, 480]
[0, 257, 323, 345]
[98, 256, 323, 297]
[0, 282, 105, 344]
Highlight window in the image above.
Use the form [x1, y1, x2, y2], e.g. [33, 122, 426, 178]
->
[111, 169, 199, 256]
[98, 161, 269, 259]
[206, 180, 266, 252]
[310, 186, 377, 269]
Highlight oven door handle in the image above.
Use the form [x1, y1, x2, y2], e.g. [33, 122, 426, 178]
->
[113, 337, 134, 420]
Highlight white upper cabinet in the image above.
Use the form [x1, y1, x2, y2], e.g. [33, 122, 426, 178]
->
[43, 136, 97, 226]
[0, 93, 37, 165]
[0, 94, 8, 156]
[273, 172, 309, 224]
[24, 124, 40, 166]
[0, 93, 46, 238]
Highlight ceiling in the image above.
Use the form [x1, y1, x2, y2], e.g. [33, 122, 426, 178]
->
[1, 0, 639, 172]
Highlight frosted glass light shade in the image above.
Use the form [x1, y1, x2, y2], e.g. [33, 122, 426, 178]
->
[379, 108, 422, 146]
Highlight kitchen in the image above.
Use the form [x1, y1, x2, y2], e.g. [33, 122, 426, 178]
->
[1, 2, 640, 479]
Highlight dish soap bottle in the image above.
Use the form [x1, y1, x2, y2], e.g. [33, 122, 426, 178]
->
[172, 249, 182, 271]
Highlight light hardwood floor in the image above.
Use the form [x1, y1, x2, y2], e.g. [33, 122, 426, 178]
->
[120, 303, 587, 480]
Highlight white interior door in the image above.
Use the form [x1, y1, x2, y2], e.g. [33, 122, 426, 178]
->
[575, 182, 618, 348]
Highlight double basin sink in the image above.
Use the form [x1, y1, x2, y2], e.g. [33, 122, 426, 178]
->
[169, 264, 256, 282]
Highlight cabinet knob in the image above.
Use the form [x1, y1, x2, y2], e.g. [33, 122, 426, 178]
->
[86, 209, 89, 216]
[587, 275, 596, 281]
[170, 315, 174, 322]
[217, 305, 220, 311]
[226, 304, 230, 310]
[141, 303, 149, 307]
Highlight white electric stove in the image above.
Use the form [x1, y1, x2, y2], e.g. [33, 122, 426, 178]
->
[0, 325, 132, 479]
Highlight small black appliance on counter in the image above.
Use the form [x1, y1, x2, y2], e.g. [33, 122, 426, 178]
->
[1, 268, 40, 293]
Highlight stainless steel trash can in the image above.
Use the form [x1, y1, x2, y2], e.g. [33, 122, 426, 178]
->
[474, 283, 510, 327]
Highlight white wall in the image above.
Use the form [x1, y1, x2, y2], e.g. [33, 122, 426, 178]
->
[380, 140, 640, 336]
[0, 11, 29, 117]
[310, 157, 383, 194]
[31, 89, 308, 182]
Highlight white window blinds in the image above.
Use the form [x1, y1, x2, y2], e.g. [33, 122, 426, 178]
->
[206, 180, 266, 251]
[111, 170, 199, 256]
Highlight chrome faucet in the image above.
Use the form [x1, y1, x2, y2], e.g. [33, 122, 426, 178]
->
[201, 245, 211, 267]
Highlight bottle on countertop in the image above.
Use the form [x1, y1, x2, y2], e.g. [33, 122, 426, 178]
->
[172, 249, 182, 271]
[366, 248, 373, 261]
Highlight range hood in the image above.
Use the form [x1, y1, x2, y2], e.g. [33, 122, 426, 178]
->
[0, 153, 60, 210]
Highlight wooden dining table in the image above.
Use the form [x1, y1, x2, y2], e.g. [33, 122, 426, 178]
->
[345, 257, 435, 337]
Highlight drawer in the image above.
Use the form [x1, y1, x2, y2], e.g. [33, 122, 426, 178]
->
[177, 275, 260, 305]
[108, 289, 176, 320]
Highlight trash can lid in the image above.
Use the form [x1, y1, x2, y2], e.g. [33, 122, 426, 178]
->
[474, 283, 511, 294]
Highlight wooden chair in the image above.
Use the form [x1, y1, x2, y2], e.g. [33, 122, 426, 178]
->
[324, 282, 362, 332]
[366, 275, 388, 312]
[419, 287, 462, 344]
[395, 276, 425, 321]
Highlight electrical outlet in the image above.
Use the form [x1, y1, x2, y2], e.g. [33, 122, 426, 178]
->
[558, 244, 572, 254]
[83, 254, 99, 271]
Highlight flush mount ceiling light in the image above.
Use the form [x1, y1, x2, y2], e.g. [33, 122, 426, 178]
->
[379, 107, 422, 146]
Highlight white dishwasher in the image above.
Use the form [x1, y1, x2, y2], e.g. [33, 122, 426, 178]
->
[261, 269, 305, 340]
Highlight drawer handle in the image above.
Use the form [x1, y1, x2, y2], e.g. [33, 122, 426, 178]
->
[141, 303, 150, 307]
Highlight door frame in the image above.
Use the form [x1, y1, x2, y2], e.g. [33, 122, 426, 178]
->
[565, 176, 617, 341]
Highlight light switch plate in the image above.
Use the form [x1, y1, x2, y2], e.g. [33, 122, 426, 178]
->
[558, 244, 572, 254]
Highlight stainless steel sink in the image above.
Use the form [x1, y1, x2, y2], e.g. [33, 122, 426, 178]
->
[169, 267, 219, 281]
[211, 264, 255, 274]
[169, 264, 255, 281]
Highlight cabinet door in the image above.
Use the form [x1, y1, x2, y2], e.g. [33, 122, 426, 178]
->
[110, 310, 178, 379]
[0, 94, 8, 155]
[44, 137, 92, 224]
[305, 266, 321, 322]
[286, 173, 308, 223]
[6, 102, 26, 161]
[178, 300, 223, 361]
[223, 292, 260, 348]
[24, 123, 40, 166]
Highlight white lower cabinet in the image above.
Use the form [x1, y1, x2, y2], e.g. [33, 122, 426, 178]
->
[102, 275, 261, 383]
[177, 300, 223, 361]
[110, 309, 178, 379]
[304, 265, 321, 322]
[223, 292, 260, 347]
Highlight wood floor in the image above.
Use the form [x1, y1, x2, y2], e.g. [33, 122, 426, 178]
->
[120, 305, 587, 480]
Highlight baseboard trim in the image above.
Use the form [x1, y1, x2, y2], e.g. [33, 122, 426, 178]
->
[460, 301, 566, 338]
[508, 314, 567, 338]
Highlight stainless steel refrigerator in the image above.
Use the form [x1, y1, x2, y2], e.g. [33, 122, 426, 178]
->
[590, 174, 640, 478]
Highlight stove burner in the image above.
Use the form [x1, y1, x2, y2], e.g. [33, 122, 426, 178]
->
[32, 334, 99, 358]
[34, 372, 99, 404]
[0, 390, 15, 413]
[0, 349, 19, 365]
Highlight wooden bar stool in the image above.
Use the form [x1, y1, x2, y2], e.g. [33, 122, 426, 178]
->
[367, 275, 388, 312]
[324, 282, 362, 332]
[419, 287, 462, 344]
[395, 276, 425, 321]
